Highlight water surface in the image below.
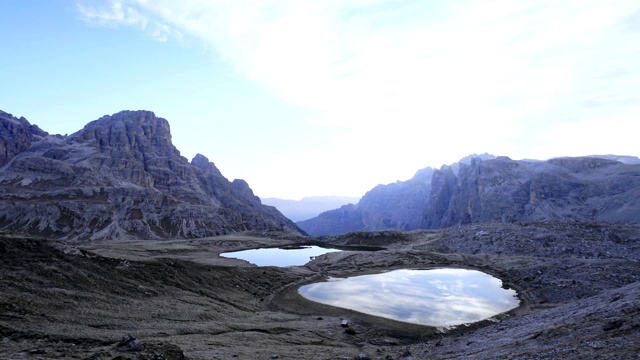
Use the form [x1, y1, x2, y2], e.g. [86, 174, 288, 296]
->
[221, 245, 341, 267]
[299, 268, 519, 327]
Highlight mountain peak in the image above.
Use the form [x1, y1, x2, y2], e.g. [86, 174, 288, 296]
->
[0, 110, 48, 167]
[68, 110, 175, 156]
[191, 153, 223, 176]
[0, 109, 302, 239]
[297, 152, 640, 236]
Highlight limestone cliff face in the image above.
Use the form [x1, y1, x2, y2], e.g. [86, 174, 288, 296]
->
[0, 110, 302, 240]
[421, 156, 640, 228]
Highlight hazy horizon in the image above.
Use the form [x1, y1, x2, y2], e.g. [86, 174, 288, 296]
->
[2, 1, 639, 199]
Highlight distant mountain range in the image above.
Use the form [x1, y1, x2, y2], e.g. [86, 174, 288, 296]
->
[3, 108, 639, 240]
[261, 196, 360, 222]
[0, 109, 302, 240]
[295, 153, 495, 236]
[298, 154, 640, 236]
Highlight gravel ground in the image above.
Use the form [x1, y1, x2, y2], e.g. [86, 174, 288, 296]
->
[1, 221, 638, 359]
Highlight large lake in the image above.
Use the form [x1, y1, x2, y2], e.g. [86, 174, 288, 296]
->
[220, 245, 341, 266]
[298, 268, 519, 327]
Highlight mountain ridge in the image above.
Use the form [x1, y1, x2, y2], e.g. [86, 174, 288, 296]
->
[297, 153, 496, 235]
[424, 155, 640, 228]
[0, 109, 302, 240]
[298, 153, 640, 236]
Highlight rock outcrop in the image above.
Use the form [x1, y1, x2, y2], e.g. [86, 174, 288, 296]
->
[422, 156, 640, 228]
[0, 110, 302, 240]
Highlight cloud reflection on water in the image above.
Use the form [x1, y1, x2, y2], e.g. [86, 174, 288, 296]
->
[299, 268, 519, 327]
[221, 246, 340, 267]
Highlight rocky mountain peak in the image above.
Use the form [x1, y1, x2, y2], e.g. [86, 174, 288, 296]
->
[230, 179, 259, 202]
[191, 153, 223, 176]
[411, 166, 436, 183]
[70, 110, 175, 155]
[450, 152, 496, 175]
[0, 110, 48, 167]
[191, 153, 210, 167]
[0, 109, 302, 240]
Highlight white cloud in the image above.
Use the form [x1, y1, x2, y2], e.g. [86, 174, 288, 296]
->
[77, 0, 148, 28]
[77, 0, 175, 42]
[299, 269, 518, 326]
[76, 0, 640, 197]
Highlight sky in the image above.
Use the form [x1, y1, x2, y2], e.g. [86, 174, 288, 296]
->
[1, 1, 639, 200]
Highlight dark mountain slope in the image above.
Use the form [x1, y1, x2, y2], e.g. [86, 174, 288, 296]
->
[297, 167, 434, 236]
[0, 110, 301, 240]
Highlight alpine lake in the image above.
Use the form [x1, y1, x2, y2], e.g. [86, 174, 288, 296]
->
[221, 245, 520, 328]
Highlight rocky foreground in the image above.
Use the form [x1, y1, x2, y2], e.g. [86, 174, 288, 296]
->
[1, 220, 639, 359]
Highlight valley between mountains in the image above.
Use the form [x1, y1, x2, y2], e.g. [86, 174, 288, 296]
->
[1, 110, 638, 359]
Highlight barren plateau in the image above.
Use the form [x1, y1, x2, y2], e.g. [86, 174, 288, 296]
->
[1, 220, 639, 359]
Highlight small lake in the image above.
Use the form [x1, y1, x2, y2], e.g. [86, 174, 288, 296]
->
[298, 268, 519, 328]
[220, 245, 341, 267]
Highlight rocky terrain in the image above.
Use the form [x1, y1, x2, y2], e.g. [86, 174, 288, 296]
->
[299, 154, 640, 236]
[0, 110, 301, 240]
[1, 220, 638, 359]
[1, 109, 638, 359]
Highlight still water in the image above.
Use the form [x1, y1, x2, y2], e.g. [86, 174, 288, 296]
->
[299, 268, 519, 327]
[220, 246, 341, 267]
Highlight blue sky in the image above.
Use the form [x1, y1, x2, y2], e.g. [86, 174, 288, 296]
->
[1, 1, 639, 199]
